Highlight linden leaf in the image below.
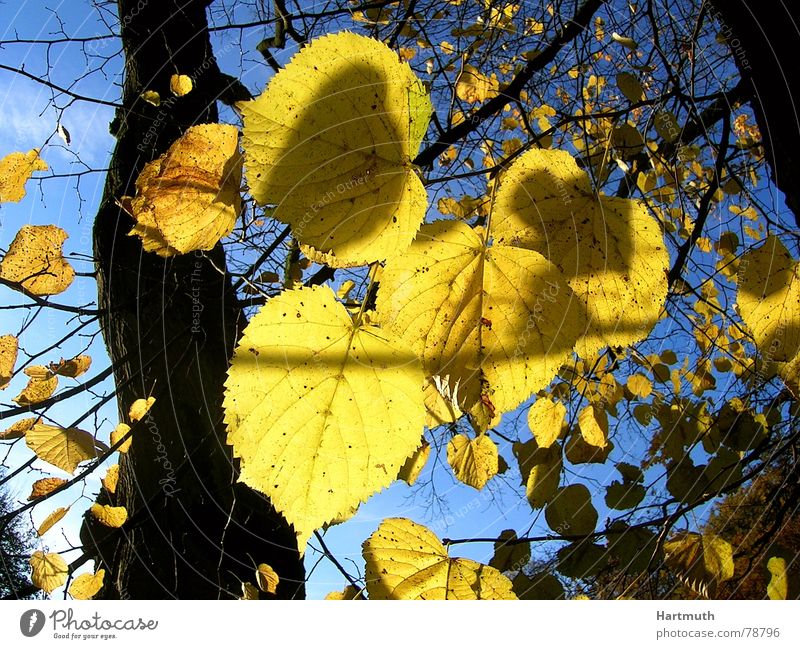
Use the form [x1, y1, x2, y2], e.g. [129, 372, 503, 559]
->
[526, 444, 562, 509]
[737, 236, 799, 363]
[578, 404, 608, 448]
[377, 220, 586, 431]
[766, 556, 788, 600]
[663, 532, 734, 598]
[13, 373, 58, 406]
[141, 90, 161, 106]
[397, 438, 431, 486]
[423, 377, 463, 427]
[527, 397, 566, 447]
[544, 484, 598, 537]
[169, 74, 193, 96]
[110, 423, 132, 453]
[89, 503, 128, 528]
[126, 124, 242, 256]
[30, 551, 68, 594]
[0, 149, 48, 203]
[604, 481, 646, 510]
[29, 476, 67, 500]
[616, 72, 643, 103]
[128, 397, 155, 422]
[490, 530, 531, 573]
[255, 563, 280, 595]
[240, 32, 431, 267]
[68, 569, 105, 600]
[2, 417, 38, 441]
[493, 148, 668, 359]
[101, 465, 119, 494]
[241, 582, 259, 600]
[0, 334, 18, 389]
[37, 506, 70, 536]
[626, 373, 652, 398]
[223, 285, 425, 549]
[0, 225, 75, 295]
[363, 518, 517, 599]
[447, 434, 498, 490]
[324, 585, 365, 600]
[455, 65, 499, 104]
[26, 423, 98, 474]
[49, 354, 91, 378]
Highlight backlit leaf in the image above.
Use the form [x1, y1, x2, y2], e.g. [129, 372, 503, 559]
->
[0, 334, 18, 389]
[0, 149, 48, 203]
[0, 225, 75, 295]
[545, 484, 598, 537]
[527, 397, 566, 447]
[29, 476, 67, 500]
[363, 517, 516, 599]
[89, 503, 128, 528]
[30, 551, 68, 593]
[101, 464, 119, 494]
[224, 285, 425, 549]
[663, 532, 734, 598]
[26, 423, 98, 473]
[447, 434, 498, 490]
[255, 563, 280, 595]
[49, 355, 91, 378]
[13, 373, 57, 406]
[397, 439, 431, 486]
[37, 506, 69, 536]
[240, 32, 431, 267]
[325, 585, 364, 600]
[128, 397, 155, 422]
[456, 65, 499, 104]
[169, 74, 193, 96]
[111, 423, 132, 453]
[68, 569, 105, 600]
[126, 124, 242, 256]
[490, 530, 531, 573]
[578, 404, 608, 448]
[766, 556, 788, 600]
[526, 444, 562, 509]
[2, 417, 37, 441]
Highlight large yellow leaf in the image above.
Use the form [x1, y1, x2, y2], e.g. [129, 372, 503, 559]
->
[223, 285, 425, 549]
[68, 569, 105, 600]
[30, 551, 68, 594]
[737, 236, 799, 363]
[377, 220, 586, 431]
[13, 372, 58, 406]
[363, 518, 516, 599]
[0, 149, 48, 203]
[0, 334, 18, 389]
[26, 423, 99, 474]
[89, 503, 128, 528]
[0, 225, 75, 295]
[446, 434, 498, 490]
[240, 32, 431, 267]
[493, 148, 668, 358]
[578, 404, 608, 448]
[663, 532, 734, 598]
[126, 124, 242, 256]
[527, 397, 566, 447]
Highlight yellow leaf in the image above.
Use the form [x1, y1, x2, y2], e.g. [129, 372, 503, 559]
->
[611, 32, 638, 50]
[240, 582, 259, 600]
[544, 484, 598, 536]
[29, 476, 67, 500]
[141, 90, 161, 106]
[240, 32, 431, 267]
[89, 503, 128, 528]
[766, 556, 788, 600]
[126, 124, 242, 256]
[255, 563, 279, 594]
[578, 404, 608, 448]
[324, 585, 364, 600]
[223, 285, 425, 549]
[363, 518, 516, 599]
[0, 334, 18, 389]
[447, 434, 498, 490]
[377, 220, 586, 432]
[26, 423, 98, 473]
[0, 225, 75, 295]
[626, 373, 652, 398]
[0, 149, 48, 203]
[37, 506, 69, 536]
[423, 377, 462, 427]
[663, 532, 733, 598]
[336, 279, 356, 301]
[494, 148, 669, 359]
[456, 65, 499, 104]
[169, 73, 193, 96]
[128, 397, 155, 422]
[13, 373, 58, 406]
[68, 569, 105, 600]
[526, 444, 562, 509]
[737, 236, 799, 363]
[101, 464, 119, 494]
[49, 354, 91, 378]
[527, 398, 566, 447]
[2, 417, 38, 441]
[397, 439, 431, 486]
[110, 423, 132, 453]
[30, 551, 68, 593]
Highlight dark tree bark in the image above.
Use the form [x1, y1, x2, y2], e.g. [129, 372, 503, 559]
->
[708, 0, 800, 228]
[87, 0, 304, 599]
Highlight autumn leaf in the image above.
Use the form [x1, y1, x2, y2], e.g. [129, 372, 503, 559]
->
[68, 570, 105, 600]
[89, 503, 128, 528]
[26, 423, 99, 473]
[1, 417, 38, 441]
[544, 484, 598, 536]
[363, 518, 516, 599]
[447, 434, 498, 490]
[377, 219, 586, 431]
[37, 506, 70, 536]
[324, 585, 364, 600]
[490, 530, 531, 573]
[423, 377, 463, 427]
[455, 65, 499, 104]
[101, 464, 119, 494]
[125, 124, 242, 256]
[0, 334, 18, 389]
[13, 371, 58, 406]
[663, 532, 734, 598]
[29, 476, 67, 500]
[493, 147, 668, 359]
[255, 563, 279, 595]
[526, 444, 562, 509]
[527, 397, 567, 447]
[397, 439, 431, 486]
[128, 397, 155, 422]
[240, 32, 431, 267]
[30, 551, 68, 593]
[49, 354, 92, 378]
[0, 149, 48, 203]
[0, 225, 75, 295]
[766, 556, 788, 600]
[110, 423, 132, 453]
[169, 74, 193, 96]
[578, 404, 609, 448]
[223, 285, 425, 549]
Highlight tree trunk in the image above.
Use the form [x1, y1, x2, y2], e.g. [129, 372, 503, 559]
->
[708, 0, 800, 228]
[87, 0, 304, 599]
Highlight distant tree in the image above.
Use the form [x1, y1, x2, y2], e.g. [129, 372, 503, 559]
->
[0, 472, 37, 599]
